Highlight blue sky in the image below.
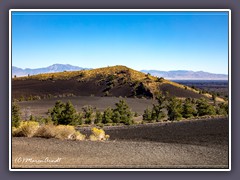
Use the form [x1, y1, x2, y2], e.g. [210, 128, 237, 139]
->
[12, 11, 229, 74]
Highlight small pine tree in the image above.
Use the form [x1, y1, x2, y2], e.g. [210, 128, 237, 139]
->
[82, 105, 94, 124]
[102, 107, 113, 124]
[112, 111, 121, 123]
[216, 102, 228, 116]
[12, 102, 21, 127]
[166, 97, 183, 121]
[196, 98, 216, 116]
[182, 98, 197, 119]
[152, 93, 166, 121]
[143, 107, 152, 122]
[70, 112, 83, 126]
[59, 101, 76, 125]
[94, 110, 103, 124]
[113, 99, 133, 125]
[49, 100, 65, 125]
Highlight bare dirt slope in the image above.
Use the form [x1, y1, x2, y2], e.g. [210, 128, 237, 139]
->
[12, 118, 229, 169]
[17, 96, 157, 118]
[12, 65, 209, 100]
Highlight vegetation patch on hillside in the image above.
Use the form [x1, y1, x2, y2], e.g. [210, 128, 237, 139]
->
[12, 65, 226, 102]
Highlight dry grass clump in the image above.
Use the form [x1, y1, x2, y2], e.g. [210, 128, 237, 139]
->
[52, 125, 86, 140]
[34, 124, 57, 139]
[89, 127, 110, 141]
[71, 131, 86, 141]
[12, 122, 109, 142]
[12, 123, 85, 141]
[12, 121, 40, 137]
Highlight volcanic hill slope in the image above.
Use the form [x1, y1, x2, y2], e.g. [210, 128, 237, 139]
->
[12, 65, 224, 102]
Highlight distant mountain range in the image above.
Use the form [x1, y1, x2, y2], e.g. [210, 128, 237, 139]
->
[12, 64, 228, 80]
[12, 64, 90, 77]
[141, 70, 228, 80]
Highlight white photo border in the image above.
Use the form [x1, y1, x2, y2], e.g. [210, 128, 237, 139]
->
[9, 9, 231, 172]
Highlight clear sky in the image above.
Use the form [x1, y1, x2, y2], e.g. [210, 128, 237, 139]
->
[12, 11, 229, 74]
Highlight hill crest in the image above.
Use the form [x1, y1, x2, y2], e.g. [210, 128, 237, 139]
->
[12, 65, 225, 102]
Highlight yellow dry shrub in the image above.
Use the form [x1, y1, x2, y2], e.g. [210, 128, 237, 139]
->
[71, 131, 86, 141]
[12, 123, 85, 141]
[12, 127, 21, 137]
[54, 125, 76, 140]
[89, 134, 98, 141]
[54, 125, 84, 140]
[90, 127, 110, 141]
[13, 121, 40, 137]
[34, 124, 57, 139]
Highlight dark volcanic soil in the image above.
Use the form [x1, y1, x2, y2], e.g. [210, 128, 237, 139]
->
[12, 118, 229, 169]
[159, 83, 205, 99]
[12, 77, 207, 100]
[17, 96, 157, 118]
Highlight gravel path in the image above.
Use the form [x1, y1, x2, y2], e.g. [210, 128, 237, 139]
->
[12, 118, 229, 169]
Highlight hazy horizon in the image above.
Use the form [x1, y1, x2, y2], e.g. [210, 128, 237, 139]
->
[12, 11, 229, 74]
[12, 63, 228, 75]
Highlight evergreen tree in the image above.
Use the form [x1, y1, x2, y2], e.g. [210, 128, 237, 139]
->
[49, 100, 78, 125]
[12, 102, 21, 127]
[216, 102, 228, 116]
[166, 97, 183, 121]
[82, 105, 94, 124]
[102, 107, 113, 124]
[143, 107, 152, 122]
[196, 98, 216, 116]
[59, 101, 76, 125]
[152, 93, 166, 121]
[113, 99, 133, 125]
[112, 111, 121, 123]
[182, 98, 197, 119]
[70, 112, 83, 126]
[94, 110, 103, 124]
[49, 100, 65, 125]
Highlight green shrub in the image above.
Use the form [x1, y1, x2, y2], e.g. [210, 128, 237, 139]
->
[12, 102, 21, 128]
